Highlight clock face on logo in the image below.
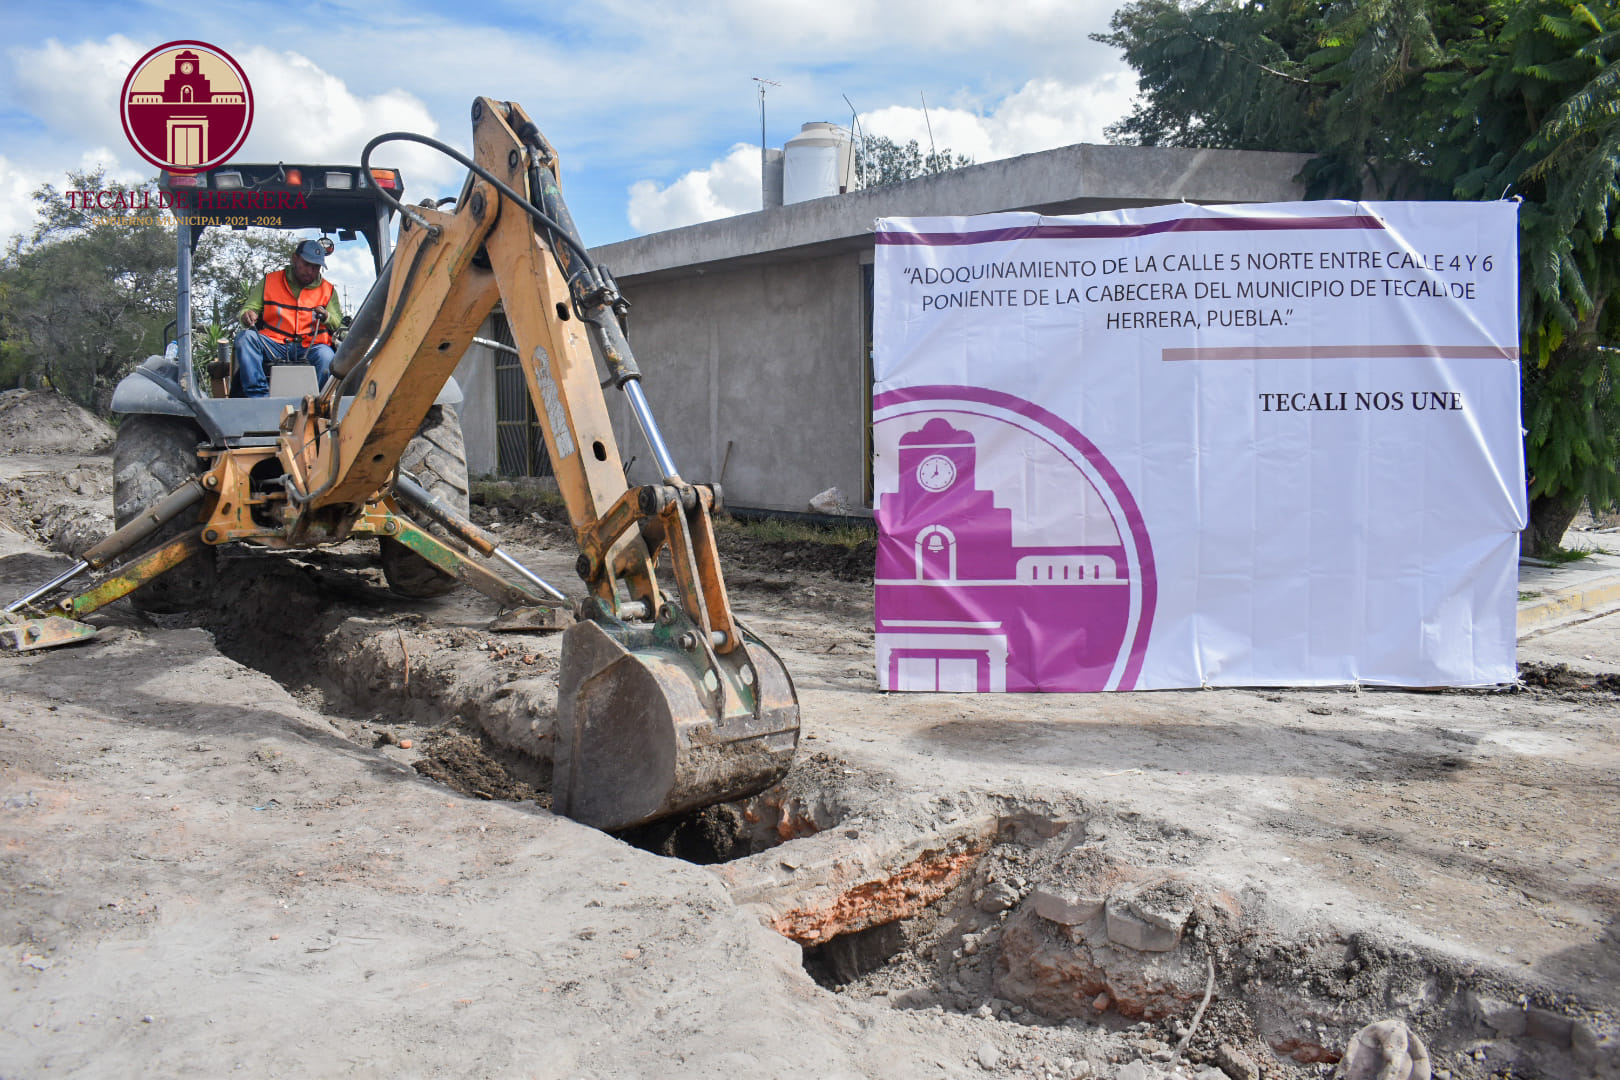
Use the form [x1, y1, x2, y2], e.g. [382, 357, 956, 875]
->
[180, 61, 194, 74]
[916, 453, 957, 492]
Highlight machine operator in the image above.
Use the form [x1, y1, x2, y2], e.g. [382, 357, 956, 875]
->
[235, 239, 343, 397]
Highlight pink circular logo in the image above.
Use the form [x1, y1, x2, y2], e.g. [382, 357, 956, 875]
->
[873, 386, 1157, 692]
[120, 41, 253, 174]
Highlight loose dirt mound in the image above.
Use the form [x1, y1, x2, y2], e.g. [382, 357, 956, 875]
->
[0, 389, 115, 454]
[1518, 659, 1620, 693]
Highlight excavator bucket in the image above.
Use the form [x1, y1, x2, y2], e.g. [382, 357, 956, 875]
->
[554, 617, 799, 831]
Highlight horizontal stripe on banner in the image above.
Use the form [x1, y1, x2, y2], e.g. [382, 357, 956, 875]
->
[877, 215, 1386, 246]
[874, 578, 1129, 587]
[1162, 344, 1520, 362]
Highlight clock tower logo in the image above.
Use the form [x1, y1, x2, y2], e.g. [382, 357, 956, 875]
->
[120, 41, 253, 174]
[873, 387, 1158, 692]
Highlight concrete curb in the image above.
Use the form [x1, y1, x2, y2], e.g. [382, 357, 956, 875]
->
[1516, 572, 1620, 636]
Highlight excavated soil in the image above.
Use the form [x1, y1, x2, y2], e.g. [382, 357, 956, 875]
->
[411, 729, 550, 804]
[1517, 661, 1620, 694]
[3, 450, 1620, 1080]
[0, 389, 115, 455]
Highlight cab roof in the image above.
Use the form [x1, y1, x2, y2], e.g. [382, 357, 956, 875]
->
[160, 163, 405, 237]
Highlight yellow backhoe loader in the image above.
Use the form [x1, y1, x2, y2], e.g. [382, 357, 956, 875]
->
[3, 98, 800, 831]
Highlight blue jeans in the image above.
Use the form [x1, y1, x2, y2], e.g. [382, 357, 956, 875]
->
[234, 330, 335, 397]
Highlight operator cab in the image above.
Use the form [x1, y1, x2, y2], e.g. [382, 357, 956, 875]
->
[111, 162, 460, 445]
[166, 163, 403, 398]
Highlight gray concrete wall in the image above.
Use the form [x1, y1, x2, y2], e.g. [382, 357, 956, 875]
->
[594, 143, 1316, 280]
[451, 143, 1318, 511]
[615, 252, 868, 513]
[451, 334, 500, 477]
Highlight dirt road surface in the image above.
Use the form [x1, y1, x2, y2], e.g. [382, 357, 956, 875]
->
[2, 442, 1617, 1080]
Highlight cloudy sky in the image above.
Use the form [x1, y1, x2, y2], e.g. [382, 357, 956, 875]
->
[1, 0, 1138, 300]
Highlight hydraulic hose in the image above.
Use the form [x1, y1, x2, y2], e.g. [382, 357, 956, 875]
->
[359, 131, 600, 274]
[357, 128, 645, 382]
[357, 118, 678, 481]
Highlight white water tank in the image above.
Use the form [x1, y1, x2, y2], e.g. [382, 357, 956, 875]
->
[782, 122, 854, 205]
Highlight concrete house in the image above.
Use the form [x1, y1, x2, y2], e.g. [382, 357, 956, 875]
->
[453, 141, 1314, 516]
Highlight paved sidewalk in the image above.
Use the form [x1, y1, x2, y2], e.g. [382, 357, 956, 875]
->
[1516, 527, 1620, 636]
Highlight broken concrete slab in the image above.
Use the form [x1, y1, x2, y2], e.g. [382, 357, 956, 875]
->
[1105, 878, 1197, 953]
[1028, 884, 1105, 927]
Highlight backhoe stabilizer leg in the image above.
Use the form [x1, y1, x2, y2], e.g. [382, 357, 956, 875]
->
[391, 472, 568, 602]
[553, 614, 799, 831]
[54, 527, 212, 621]
[5, 560, 92, 616]
[1, 612, 98, 652]
[4, 478, 207, 616]
[2, 477, 212, 651]
[1, 527, 212, 652]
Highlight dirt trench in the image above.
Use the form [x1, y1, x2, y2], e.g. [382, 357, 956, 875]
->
[5, 455, 1620, 1079]
[104, 544, 1615, 1080]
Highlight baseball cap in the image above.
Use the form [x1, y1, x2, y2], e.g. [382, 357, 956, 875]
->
[294, 239, 327, 266]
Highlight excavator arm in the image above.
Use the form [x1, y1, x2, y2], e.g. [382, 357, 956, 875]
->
[292, 100, 800, 829]
[6, 99, 799, 832]
[318, 98, 797, 829]
[288, 100, 724, 634]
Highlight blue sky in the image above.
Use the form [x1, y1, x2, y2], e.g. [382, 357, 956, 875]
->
[1, 0, 1137, 300]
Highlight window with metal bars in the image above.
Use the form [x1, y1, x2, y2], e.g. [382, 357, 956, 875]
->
[491, 311, 554, 478]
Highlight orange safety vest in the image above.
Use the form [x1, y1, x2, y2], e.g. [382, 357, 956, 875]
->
[259, 271, 335, 347]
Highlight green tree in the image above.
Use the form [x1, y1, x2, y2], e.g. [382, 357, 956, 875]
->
[857, 135, 974, 189]
[0, 170, 296, 407]
[1097, 0, 1620, 553]
[0, 170, 175, 409]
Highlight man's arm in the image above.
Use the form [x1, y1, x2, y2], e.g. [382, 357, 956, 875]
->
[237, 278, 267, 328]
[321, 290, 343, 330]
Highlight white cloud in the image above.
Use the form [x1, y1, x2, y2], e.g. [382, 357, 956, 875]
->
[712, 0, 1115, 58]
[229, 47, 457, 193]
[0, 150, 150, 246]
[3, 37, 458, 211]
[0, 158, 47, 247]
[5, 35, 144, 152]
[985, 75, 1139, 154]
[858, 74, 1139, 165]
[1, 37, 411, 305]
[627, 143, 762, 233]
[622, 74, 1139, 235]
[1, 12, 1143, 244]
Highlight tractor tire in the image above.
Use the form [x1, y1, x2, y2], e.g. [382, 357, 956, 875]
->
[379, 403, 471, 598]
[112, 414, 219, 614]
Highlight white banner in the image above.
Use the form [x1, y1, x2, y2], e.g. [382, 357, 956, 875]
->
[872, 201, 1525, 690]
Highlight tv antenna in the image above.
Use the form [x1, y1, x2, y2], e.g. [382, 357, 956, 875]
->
[842, 94, 863, 190]
[921, 90, 938, 164]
